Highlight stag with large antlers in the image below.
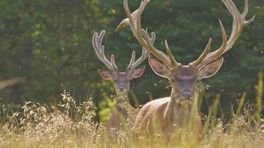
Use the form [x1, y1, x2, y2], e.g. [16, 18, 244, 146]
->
[92, 30, 155, 130]
[117, 0, 254, 134]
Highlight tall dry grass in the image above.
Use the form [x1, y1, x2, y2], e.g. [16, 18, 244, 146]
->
[0, 72, 263, 148]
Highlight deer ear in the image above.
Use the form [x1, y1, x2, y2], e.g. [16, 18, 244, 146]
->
[148, 57, 170, 78]
[130, 66, 145, 79]
[97, 69, 114, 80]
[198, 57, 224, 79]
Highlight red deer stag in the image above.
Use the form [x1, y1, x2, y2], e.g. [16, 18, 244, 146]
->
[117, 0, 254, 133]
[92, 30, 155, 130]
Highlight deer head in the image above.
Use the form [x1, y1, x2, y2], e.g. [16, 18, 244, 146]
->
[117, 0, 254, 102]
[92, 30, 156, 95]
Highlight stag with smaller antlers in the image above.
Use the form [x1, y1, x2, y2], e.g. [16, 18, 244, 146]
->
[117, 0, 254, 134]
[92, 30, 155, 130]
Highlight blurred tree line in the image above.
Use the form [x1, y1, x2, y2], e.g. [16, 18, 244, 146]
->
[0, 0, 263, 115]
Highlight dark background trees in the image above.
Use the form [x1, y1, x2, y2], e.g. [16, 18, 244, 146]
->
[0, 0, 263, 116]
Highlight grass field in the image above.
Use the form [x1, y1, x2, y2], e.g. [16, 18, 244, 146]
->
[0, 72, 263, 148]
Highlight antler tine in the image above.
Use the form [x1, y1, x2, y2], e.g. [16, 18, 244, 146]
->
[223, 0, 255, 51]
[141, 29, 174, 67]
[92, 30, 118, 71]
[111, 54, 119, 70]
[165, 40, 181, 67]
[198, 20, 227, 68]
[242, 0, 249, 19]
[121, 0, 148, 41]
[190, 38, 212, 67]
[121, 0, 180, 68]
[116, 9, 140, 32]
[197, 0, 254, 68]
[127, 32, 156, 70]
[120, 0, 150, 52]
[127, 50, 136, 70]
[130, 0, 150, 44]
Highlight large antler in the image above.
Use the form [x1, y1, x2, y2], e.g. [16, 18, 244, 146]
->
[92, 30, 118, 71]
[118, 0, 254, 69]
[191, 0, 255, 68]
[117, 0, 181, 68]
[127, 32, 155, 70]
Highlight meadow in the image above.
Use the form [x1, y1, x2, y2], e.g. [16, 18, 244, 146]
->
[0, 72, 263, 148]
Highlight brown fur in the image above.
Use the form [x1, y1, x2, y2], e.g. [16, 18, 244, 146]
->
[134, 86, 204, 135]
[105, 92, 138, 131]
[108, 102, 136, 130]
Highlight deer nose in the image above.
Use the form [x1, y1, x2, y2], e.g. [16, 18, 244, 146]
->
[182, 92, 192, 98]
[119, 88, 125, 92]
[120, 87, 128, 92]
